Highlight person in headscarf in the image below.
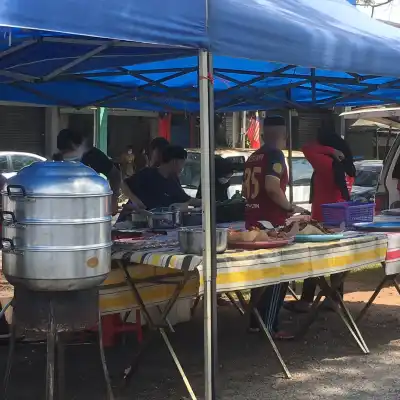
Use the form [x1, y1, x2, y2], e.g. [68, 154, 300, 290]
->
[120, 145, 136, 178]
[196, 157, 233, 202]
[285, 129, 356, 313]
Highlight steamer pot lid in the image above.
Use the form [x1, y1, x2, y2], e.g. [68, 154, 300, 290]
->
[2, 161, 112, 196]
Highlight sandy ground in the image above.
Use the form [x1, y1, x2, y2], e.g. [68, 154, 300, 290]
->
[0, 267, 399, 399]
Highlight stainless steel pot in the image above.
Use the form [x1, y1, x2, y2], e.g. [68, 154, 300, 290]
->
[148, 208, 176, 230]
[176, 210, 203, 227]
[178, 228, 228, 255]
[1, 161, 113, 291]
[130, 211, 148, 229]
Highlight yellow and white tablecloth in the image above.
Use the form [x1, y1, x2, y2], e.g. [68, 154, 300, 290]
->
[99, 234, 387, 314]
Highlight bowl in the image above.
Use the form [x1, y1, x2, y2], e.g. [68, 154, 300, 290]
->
[178, 228, 228, 255]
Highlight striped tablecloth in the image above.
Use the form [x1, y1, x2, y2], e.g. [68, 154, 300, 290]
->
[100, 234, 387, 314]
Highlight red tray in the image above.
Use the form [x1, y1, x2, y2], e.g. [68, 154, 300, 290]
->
[229, 239, 291, 250]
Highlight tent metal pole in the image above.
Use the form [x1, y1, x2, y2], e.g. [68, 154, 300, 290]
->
[241, 111, 247, 148]
[199, 49, 218, 400]
[287, 109, 294, 204]
[93, 108, 99, 147]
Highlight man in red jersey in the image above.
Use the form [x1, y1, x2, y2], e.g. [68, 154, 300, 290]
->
[244, 116, 302, 339]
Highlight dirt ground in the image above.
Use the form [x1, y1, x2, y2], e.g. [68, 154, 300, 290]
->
[0, 267, 399, 400]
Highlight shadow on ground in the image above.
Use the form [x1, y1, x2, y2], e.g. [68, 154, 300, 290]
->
[0, 270, 399, 400]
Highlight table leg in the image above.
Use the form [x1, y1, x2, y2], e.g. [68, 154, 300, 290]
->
[159, 328, 197, 400]
[3, 317, 16, 399]
[393, 277, 400, 296]
[235, 291, 291, 379]
[56, 333, 65, 400]
[299, 275, 369, 354]
[46, 305, 56, 400]
[98, 308, 115, 400]
[119, 262, 196, 398]
[191, 296, 202, 316]
[356, 275, 391, 323]
[225, 292, 244, 316]
[157, 305, 175, 333]
[331, 287, 369, 354]
[287, 284, 300, 301]
[295, 290, 324, 338]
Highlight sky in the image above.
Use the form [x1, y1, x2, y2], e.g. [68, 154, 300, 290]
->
[357, 0, 400, 22]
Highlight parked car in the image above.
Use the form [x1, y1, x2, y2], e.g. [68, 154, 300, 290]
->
[351, 160, 383, 202]
[376, 134, 400, 212]
[0, 151, 46, 179]
[180, 148, 313, 210]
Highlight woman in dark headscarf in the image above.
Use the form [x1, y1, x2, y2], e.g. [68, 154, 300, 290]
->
[285, 129, 356, 313]
[196, 157, 233, 202]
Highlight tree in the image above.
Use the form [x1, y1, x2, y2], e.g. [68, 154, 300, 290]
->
[356, 0, 395, 17]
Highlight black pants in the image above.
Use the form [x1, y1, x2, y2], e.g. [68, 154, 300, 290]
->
[0, 306, 9, 335]
[250, 283, 289, 333]
[301, 274, 344, 303]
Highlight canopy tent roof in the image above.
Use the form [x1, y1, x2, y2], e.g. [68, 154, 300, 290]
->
[2, 0, 400, 78]
[2, 56, 400, 112]
[1, 1, 400, 111]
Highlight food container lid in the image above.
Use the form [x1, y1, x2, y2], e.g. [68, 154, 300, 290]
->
[2, 161, 112, 197]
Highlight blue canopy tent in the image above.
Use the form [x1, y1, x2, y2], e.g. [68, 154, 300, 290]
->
[0, 0, 400, 101]
[2, 1, 400, 400]
[2, 56, 400, 111]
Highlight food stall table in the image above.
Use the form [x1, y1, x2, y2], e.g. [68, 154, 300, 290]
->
[354, 230, 400, 322]
[101, 233, 386, 397]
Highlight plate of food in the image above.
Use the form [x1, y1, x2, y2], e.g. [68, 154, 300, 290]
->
[228, 226, 295, 250]
[285, 220, 344, 242]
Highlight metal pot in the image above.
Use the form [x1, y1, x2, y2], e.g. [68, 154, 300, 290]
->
[130, 211, 148, 229]
[1, 161, 113, 291]
[147, 208, 176, 230]
[178, 228, 228, 255]
[176, 210, 203, 227]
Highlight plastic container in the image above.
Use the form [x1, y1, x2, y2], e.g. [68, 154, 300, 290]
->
[322, 201, 375, 228]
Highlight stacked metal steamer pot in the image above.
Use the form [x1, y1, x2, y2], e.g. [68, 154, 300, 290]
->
[1, 161, 114, 400]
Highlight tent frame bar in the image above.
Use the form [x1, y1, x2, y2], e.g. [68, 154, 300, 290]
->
[199, 49, 218, 400]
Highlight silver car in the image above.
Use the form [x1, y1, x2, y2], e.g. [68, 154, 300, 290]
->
[0, 151, 46, 180]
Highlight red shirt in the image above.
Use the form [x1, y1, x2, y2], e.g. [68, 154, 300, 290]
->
[302, 143, 354, 222]
[244, 146, 289, 228]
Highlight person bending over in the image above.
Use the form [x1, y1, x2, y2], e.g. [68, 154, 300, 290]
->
[55, 129, 121, 215]
[285, 130, 355, 313]
[124, 145, 201, 210]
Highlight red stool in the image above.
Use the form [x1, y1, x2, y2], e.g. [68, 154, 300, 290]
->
[101, 310, 143, 347]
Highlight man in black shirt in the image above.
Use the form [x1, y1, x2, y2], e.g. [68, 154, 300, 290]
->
[125, 145, 201, 210]
[55, 129, 121, 214]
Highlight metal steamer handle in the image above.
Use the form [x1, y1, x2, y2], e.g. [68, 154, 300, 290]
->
[1, 211, 17, 224]
[1, 237, 22, 255]
[1, 238, 15, 251]
[7, 184, 27, 198]
[0, 211, 25, 229]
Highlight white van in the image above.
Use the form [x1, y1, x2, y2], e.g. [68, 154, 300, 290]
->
[180, 148, 312, 210]
[376, 137, 400, 212]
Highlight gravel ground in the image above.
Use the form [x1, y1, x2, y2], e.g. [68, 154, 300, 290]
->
[0, 268, 399, 400]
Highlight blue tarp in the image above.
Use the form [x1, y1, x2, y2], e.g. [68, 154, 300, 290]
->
[1, 1, 400, 110]
[2, 0, 400, 76]
[0, 1, 207, 48]
[1, 56, 400, 111]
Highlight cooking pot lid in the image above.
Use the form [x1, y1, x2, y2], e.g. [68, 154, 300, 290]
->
[3, 161, 112, 197]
